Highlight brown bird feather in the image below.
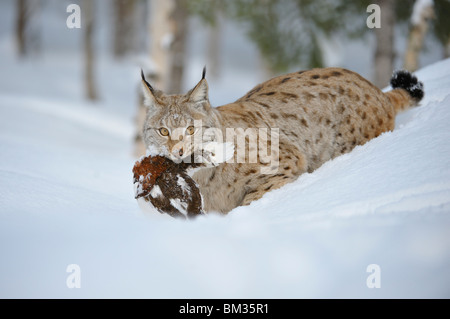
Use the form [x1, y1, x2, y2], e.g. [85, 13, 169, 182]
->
[133, 155, 203, 219]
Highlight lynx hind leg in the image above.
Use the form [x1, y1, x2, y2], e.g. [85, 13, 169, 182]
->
[241, 144, 307, 206]
[240, 173, 302, 206]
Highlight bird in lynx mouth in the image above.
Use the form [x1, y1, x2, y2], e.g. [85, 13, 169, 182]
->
[139, 67, 424, 215]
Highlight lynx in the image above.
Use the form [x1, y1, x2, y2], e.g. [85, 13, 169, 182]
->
[140, 67, 424, 214]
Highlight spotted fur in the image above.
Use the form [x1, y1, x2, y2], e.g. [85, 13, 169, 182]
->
[141, 67, 423, 214]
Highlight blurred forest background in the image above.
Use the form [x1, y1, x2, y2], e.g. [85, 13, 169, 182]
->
[7, 0, 450, 155]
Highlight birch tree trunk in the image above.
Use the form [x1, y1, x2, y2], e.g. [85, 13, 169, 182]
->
[134, 0, 188, 156]
[403, 0, 435, 72]
[373, 0, 395, 88]
[207, 14, 222, 79]
[16, 0, 28, 56]
[83, 0, 98, 101]
[16, 0, 40, 57]
[167, 0, 188, 94]
[113, 0, 136, 58]
[134, 0, 173, 157]
[149, 0, 174, 91]
[445, 37, 450, 59]
[148, 0, 188, 93]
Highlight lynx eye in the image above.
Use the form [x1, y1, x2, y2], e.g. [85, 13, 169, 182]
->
[159, 127, 170, 136]
[186, 126, 195, 135]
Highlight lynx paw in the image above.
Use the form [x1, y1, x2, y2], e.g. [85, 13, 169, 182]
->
[202, 142, 235, 166]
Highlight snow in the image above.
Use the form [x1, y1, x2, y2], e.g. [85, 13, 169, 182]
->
[146, 144, 169, 157]
[150, 184, 163, 198]
[134, 175, 146, 198]
[1, 2, 450, 298]
[176, 175, 190, 195]
[169, 198, 188, 217]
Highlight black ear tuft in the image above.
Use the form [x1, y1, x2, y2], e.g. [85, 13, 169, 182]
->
[202, 66, 206, 80]
[390, 70, 424, 102]
[141, 69, 154, 93]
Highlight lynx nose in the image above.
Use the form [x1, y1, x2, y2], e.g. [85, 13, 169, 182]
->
[179, 148, 184, 157]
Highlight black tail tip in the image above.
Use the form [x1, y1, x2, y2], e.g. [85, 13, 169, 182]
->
[390, 70, 424, 102]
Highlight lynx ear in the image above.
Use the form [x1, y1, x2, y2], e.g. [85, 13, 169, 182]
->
[141, 69, 157, 107]
[188, 67, 209, 106]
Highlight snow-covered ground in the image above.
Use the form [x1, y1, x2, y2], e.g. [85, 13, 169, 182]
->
[1, 1, 450, 299]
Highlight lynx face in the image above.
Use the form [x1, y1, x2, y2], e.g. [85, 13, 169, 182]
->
[141, 70, 221, 162]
